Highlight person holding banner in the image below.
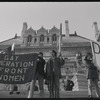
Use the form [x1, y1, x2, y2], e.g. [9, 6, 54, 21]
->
[84, 52, 100, 98]
[0, 43, 20, 94]
[46, 50, 65, 98]
[32, 52, 45, 97]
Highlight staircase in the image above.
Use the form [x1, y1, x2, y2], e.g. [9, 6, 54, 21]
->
[60, 90, 98, 98]
[60, 91, 88, 98]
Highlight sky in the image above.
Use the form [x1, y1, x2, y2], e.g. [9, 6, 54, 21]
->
[0, 2, 100, 42]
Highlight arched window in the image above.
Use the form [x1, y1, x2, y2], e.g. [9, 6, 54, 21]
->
[52, 34, 57, 42]
[47, 37, 49, 43]
[34, 38, 37, 43]
[40, 34, 44, 42]
[27, 35, 32, 45]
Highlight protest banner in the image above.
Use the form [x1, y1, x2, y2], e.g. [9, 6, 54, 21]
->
[0, 53, 37, 84]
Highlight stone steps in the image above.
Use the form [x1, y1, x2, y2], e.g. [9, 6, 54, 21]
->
[60, 90, 97, 98]
[0, 90, 98, 98]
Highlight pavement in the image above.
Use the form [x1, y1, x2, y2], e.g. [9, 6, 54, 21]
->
[0, 90, 98, 98]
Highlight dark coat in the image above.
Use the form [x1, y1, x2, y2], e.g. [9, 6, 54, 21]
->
[36, 57, 45, 76]
[64, 80, 74, 91]
[86, 63, 99, 80]
[46, 57, 65, 79]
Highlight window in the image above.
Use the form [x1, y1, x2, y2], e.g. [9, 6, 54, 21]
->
[27, 35, 32, 45]
[52, 34, 57, 42]
[27, 35, 32, 42]
[47, 37, 49, 43]
[40, 34, 44, 42]
[34, 38, 37, 43]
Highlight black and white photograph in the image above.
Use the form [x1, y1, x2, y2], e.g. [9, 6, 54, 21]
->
[0, 2, 100, 98]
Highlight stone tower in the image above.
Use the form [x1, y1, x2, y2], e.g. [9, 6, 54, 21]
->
[21, 22, 28, 38]
[65, 20, 69, 37]
[93, 22, 100, 41]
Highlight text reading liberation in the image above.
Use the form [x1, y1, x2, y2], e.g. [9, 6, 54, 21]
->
[0, 53, 37, 84]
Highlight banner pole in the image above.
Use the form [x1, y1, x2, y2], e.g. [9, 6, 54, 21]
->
[27, 54, 38, 98]
[58, 23, 62, 54]
[10, 43, 15, 93]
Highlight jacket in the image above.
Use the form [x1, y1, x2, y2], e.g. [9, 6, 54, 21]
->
[86, 63, 99, 80]
[36, 57, 45, 75]
[46, 57, 65, 78]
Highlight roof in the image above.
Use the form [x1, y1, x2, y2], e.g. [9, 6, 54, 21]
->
[0, 36, 22, 46]
[37, 26, 48, 33]
[0, 33, 91, 49]
[62, 35, 90, 43]
[25, 27, 36, 35]
[49, 26, 59, 33]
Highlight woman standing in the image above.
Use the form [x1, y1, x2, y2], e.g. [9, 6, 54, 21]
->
[46, 50, 65, 98]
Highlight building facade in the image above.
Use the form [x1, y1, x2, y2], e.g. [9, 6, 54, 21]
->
[0, 20, 92, 76]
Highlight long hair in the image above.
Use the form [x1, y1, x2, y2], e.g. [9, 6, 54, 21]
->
[52, 50, 57, 57]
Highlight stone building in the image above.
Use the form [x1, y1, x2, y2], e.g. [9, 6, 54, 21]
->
[0, 20, 92, 75]
[0, 20, 92, 91]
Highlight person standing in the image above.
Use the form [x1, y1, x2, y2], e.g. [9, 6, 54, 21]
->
[32, 52, 45, 97]
[84, 52, 100, 98]
[46, 50, 65, 98]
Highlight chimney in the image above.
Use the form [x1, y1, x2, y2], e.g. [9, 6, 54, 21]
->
[21, 22, 28, 38]
[93, 22, 100, 41]
[14, 33, 17, 38]
[65, 20, 69, 37]
[93, 22, 98, 35]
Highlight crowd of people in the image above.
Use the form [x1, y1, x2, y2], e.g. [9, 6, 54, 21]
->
[2, 50, 100, 98]
[29, 50, 65, 98]
[27, 50, 100, 98]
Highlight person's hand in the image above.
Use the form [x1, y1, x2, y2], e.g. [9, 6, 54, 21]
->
[58, 52, 62, 58]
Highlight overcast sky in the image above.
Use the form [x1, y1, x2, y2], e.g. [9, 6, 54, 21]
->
[0, 2, 100, 42]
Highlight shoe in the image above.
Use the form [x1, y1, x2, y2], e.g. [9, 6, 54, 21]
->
[50, 94, 54, 98]
[9, 91, 13, 95]
[97, 95, 100, 98]
[88, 95, 92, 98]
[16, 92, 20, 94]
[55, 95, 60, 98]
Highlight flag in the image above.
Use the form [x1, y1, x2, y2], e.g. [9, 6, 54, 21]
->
[1, 43, 15, 54]
[11, 43, 15, 51]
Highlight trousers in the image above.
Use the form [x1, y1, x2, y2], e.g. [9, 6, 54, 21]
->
[88, 78, 100, 97]
[48, 72, 60, 98]
[32, 72, 44, 96]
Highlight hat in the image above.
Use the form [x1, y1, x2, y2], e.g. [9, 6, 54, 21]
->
[51, 50, 57, 55]
[38, 52, 43, 55]
[84, 52, 92, 61]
